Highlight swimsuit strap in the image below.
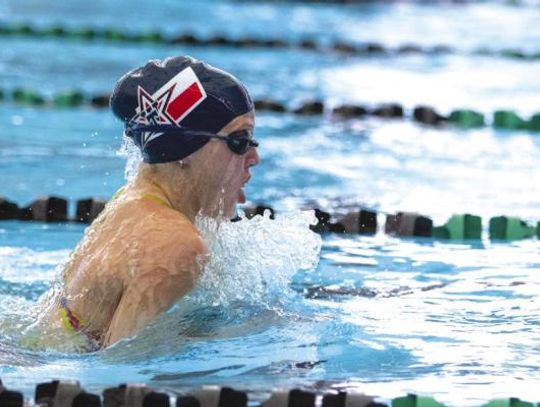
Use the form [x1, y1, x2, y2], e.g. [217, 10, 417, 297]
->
[111, 186, 126, 201]
[140, 193, 172, 208]
[113, 186, 172, 209]
[59, 298, 100, 352]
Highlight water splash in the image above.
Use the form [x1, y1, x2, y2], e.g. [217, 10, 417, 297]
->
[103, 210, 322, 360]
[189, 210, 322, 308]
[116, 133, 142, 182]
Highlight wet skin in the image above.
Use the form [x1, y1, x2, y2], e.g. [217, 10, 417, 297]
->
[43, 111, 259, 348]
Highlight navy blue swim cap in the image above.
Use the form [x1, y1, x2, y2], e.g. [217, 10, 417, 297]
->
[110, 56, 253, 164]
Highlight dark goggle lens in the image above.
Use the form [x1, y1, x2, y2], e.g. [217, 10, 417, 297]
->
[125, 125, 258, 154]
[226, 131, 258, 154]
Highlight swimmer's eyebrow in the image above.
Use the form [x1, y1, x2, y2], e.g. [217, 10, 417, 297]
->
[229, 124, 255, 137]
[229, 128, 254, 139]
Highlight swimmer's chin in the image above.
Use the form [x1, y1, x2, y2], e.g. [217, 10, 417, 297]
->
[238, 188, 246, 204]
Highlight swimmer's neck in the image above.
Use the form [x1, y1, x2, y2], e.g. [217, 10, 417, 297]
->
[130, 163, 212, 222]
[128, 165, 197, 221]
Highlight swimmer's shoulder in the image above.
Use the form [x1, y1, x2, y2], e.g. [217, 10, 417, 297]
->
[126, 198, 208, 269]
[100, 188, 208, 264]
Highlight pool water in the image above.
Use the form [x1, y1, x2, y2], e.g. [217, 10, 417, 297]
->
[1, 0, 540, 405]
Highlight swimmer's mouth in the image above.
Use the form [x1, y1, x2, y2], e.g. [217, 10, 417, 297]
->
[239, 175, 251, 204]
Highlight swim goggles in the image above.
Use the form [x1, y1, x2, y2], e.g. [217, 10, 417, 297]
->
[126, 124, 259, 155]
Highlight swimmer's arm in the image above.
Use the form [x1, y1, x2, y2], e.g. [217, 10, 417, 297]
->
[103, 235, 207, 346]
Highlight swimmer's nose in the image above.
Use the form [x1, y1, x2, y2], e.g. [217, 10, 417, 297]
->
[245, 145, 260, 169]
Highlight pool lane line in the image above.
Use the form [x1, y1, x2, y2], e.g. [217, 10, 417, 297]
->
[1, 379, 538, 407]
[1, 197, 538, 242]
[2, 91, 540, 133]
[2, 22, 540, 62]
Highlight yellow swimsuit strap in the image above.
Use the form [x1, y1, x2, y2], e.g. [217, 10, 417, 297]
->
[112, 186, 172, 209]
[141, 193, 172, 208]
[59, 298, 100, 351]
[111, 186, 126, 201]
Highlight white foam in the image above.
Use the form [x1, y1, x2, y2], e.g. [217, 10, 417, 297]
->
[117, 133, 142, 182]
[188, 210, 322, 308]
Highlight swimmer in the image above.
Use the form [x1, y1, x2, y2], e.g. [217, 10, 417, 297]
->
[36, 56, 259, 350]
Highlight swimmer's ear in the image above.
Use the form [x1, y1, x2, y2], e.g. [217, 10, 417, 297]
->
[176, 155, 194, 168]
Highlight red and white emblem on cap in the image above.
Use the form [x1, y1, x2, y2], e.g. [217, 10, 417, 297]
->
[130, 66, 207, 146]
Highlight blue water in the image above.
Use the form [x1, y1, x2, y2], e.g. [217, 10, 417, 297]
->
[1, 0, 540, 405]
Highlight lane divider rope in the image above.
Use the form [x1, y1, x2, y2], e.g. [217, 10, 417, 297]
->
[1, 197, 538, 242]
[2, 22, 540, 61]
[3, 90, 540, 132]
[0, 378, 537, 407]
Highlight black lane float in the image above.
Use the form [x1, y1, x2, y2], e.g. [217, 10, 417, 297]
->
[0, 379, 537, 407]
[4, 89, 540, 132]
[1, 197, 539, 242]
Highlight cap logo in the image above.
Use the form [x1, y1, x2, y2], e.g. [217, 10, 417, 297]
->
[129, 66, 207, 147]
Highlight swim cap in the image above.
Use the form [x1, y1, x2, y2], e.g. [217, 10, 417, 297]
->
[110, 56, 253, 164]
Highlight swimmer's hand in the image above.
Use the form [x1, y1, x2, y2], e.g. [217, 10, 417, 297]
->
[102, 227, 207, 347]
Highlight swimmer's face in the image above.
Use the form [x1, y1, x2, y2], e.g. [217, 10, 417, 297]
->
[194, 110, 259, 218]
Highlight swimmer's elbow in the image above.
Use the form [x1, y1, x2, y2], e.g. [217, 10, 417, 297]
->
[182, 235, 208, 286]
[155, 236, 205, 296]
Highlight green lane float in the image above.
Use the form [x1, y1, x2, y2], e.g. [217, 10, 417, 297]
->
[12, 23, 36, 36]
[72, 28, 97, 40]
[2, 197, 540, 244]
[493, 110, 527, 130]
[448, 109, 485, 128]
[12, 88, 45, 106]
[482, 399, 535, 407]
[43, 25, 67, 37]
[501, 49, 528, 59]
[489, 216, 536, 241]
[432, 214, 482, 240]
[54, 90, 85, 108]
[139, 31, 164, 43]
[392, 394, 446, 407]
[526, 113, 540, 131]
[103, 29, 130, 42]
[4, 87, 540, 134]
[4, 378, 540, 407]
[3, 22, 540, 62]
